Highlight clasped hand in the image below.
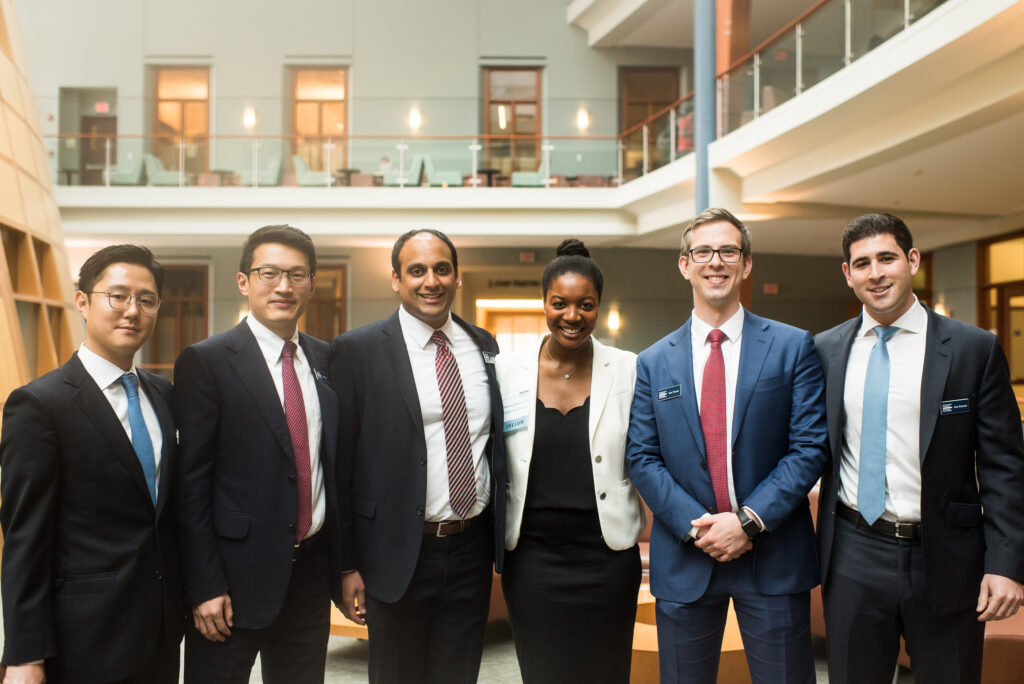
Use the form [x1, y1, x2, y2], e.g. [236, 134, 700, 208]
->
[691, 513, 752, 562]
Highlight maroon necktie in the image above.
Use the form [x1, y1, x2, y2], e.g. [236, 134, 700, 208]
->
[431, 330, 476, 518]
[282, 341, 312, 543]
[700, 329, 731, 513]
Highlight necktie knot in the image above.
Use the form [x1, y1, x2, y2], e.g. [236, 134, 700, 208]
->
[873, 325, 897, 344]
[430, 330, 449, 350]
[119, 372, 139, 398]
[707, 329, 726, 347]
[282, 340, 297, 360]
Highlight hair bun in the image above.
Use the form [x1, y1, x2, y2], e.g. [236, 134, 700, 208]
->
[555, 238, 590, 259]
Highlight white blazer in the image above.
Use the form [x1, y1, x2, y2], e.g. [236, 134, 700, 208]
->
[496, 336, 645, 551]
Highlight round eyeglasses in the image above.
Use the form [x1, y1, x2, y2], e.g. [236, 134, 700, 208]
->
[249, 267, 313, 285]
[89, 290, 162, 315]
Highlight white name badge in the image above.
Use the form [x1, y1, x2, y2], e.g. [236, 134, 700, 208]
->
[502, 389, 531, 433]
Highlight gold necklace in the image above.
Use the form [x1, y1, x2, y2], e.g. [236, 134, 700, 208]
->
[544, 337, 577, 380]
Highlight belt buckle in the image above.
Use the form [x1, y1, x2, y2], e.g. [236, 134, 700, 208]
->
[893, 521, 913, 539]
[435, 521, 451, 538]
[292, 542, 302, 562]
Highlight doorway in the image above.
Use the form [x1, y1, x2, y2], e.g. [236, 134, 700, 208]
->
[80, 115, 116, 184]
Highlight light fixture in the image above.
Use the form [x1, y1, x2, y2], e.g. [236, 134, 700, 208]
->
[607, 310, 621, 333]
[576, 106, 590, 132]
[242, 106, 257, 131]
[497, 105, 508, 131]
[409, 106, 422, 131]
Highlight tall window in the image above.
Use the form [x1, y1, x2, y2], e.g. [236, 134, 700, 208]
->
[483, 68, 541, 175]
[301, 265, 347, 341]
[153, 67, 210, 174]
[291, 68, 347, 173]
[620, 67, 680, 178]
[140, 266, 208, 381]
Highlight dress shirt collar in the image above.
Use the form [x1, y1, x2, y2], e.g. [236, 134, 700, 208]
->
[398, 305, 456, 349]
[691, 306, 745, 345]
[246, 315, 300, 364]
[78, 343, 139, 390]
[856, 297, 925, 338]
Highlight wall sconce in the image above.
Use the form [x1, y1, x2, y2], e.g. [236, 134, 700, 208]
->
[576, 106, 590, 132]
[607, 309, 621, 333]
[242, 106, 257, 131]
[497, 104, 508, 130]
[409, 106, 422, 131]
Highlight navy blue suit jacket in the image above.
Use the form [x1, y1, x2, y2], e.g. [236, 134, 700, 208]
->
[173, 321, 344, 629]
[627, 310, 828, 602]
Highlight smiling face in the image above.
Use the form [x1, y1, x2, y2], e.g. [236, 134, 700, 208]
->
[237, 242, 316, 340]
[843, 233, 920, 326]
[391, 233, 461, 328]
[75, 262, 159, 371]
[679, 220, 752, 325]
[544, 272, 600, 351]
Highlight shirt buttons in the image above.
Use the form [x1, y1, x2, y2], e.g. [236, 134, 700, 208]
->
[416, 506, 424, 516]
[599, 492, 607, 500]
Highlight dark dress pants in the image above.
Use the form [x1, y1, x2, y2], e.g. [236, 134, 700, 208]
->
[183, 535, 332, 684]
[655, 551, 815, 684]
[824, 515, 984, 684]
[46, 625, 180, 684]
[365, 513, 494, 684]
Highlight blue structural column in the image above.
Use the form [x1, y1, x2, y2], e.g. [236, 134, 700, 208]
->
[694, 0, 716, 213]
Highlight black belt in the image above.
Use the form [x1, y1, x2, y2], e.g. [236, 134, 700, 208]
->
[837, 501, 920, 540]
[293, 529, 325, 562]
[423, 516, 478, 537]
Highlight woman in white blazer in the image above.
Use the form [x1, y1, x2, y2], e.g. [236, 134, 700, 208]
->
[496, 239, 644, 684]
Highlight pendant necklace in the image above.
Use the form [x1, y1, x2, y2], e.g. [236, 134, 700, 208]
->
[545, 338, 577, 380]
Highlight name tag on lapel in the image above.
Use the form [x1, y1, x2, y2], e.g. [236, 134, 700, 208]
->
[313, 368, 329, 384]
[658, 384, 682, 402]
[940, 398, 969, 415]
[482, 351, 496, 365]
[502, 389, 530, 433]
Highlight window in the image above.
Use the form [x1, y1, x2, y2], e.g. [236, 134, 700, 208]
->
[301, 265, 347, 341]
[152, 67, 210, 174]
[139, 266, 208, 381]
[291, 68, 348, 173]
[620, 67, 680, 178]
[483, 68, 541, 175]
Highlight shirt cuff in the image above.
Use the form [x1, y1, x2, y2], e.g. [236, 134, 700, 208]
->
[684, 511, 713, 541]
[743, 506, 765, 531]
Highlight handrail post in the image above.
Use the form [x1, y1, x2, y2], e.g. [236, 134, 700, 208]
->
[542, 141, 553, 187]
[324, 137, 335, 187]
[904, 0, 911, 28]
[104, 136, 111, 187]
[616, 139, 623, 186]
[795, 23, 804, 95]
[642, 125, 649, 175]
[251, 139, 260, 188]
[844, 0, 853, 65]
[469, 140, 481, 187]
[397, 140, 408, 187]
[753, 53, 762, 117]
[669, 108, 677, 162]
[178, 136, 185, 188]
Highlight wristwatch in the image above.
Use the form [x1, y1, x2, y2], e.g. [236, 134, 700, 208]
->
[737, 508, 761, 539]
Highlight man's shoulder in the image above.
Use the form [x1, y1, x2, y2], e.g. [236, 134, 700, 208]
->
[637, 324, 687, 363]
[930, 309, 995, 344]
[813, 316, 860, 351]
[333, 315, 393, 348]
[453, 313, 497, 350]
[746, 311, 811, 342]
[138, 367, 172, 395]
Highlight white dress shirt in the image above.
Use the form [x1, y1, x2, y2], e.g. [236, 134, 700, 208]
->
[77, 343, 164, 493]
[246, 316, 326, 539]
[398, 306, 492, 521]
[839, 299, 927, 522]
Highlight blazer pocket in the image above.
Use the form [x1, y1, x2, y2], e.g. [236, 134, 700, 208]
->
[352, 495, 376, 519]
[946, 502, 983, 527]
[53, 571, 118, 596]
[213, 510, 251, 539]
[754, 373, 787, 392]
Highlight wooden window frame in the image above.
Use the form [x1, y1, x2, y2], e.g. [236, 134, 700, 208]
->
[290, 67, 349, 171]
[139, 264, 209, 377]
[151, 66, 211, 172]
[483, 67, 542, 173]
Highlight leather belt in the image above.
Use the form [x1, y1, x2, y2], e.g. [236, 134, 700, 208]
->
[837, 502, 920, 540]
[424, 516, 477, 538]
[293, 529, 325, 562]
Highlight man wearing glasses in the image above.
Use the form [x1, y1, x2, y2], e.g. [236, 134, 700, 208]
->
[1, 245, 185, 683]
[173, 225, 345, 683]
[627, 208, 828, 684]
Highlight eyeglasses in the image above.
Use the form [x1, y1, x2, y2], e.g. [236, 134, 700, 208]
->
[249, 267, 313, 285]
[90, 290, 162, 315]
[688, 247, 744, 263]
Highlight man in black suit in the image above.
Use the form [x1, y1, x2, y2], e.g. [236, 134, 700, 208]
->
[815, 212, 1024, 684]
[330, 228, 506, 684]
[1, 244, 184, 684]
[174, 225, 344, 683]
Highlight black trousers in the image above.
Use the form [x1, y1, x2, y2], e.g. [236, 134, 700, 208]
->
[46, 624, 180, 684]
[823, 515, 985, 684]
[366, 514, 494, 684]
[183, 535, 332, 684]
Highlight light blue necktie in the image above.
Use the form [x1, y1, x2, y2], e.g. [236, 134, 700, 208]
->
[120, 373, 157, 506]
[858, 325, 898, 525]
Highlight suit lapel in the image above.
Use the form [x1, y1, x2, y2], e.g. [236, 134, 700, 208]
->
[137, 370, 175, 515]
[65, 354, 153, 506]
[300, 334, 338, 464]
[382, 313, 426, 436]
[670, 321, 705, 457]
[589, 339, 613, 448]
[453, 313, 502, 434]
[919, 307, 951, 463]
[226, 323, 294, 462]
[826, 317, 860, 470]
[732, 313, 773, 442]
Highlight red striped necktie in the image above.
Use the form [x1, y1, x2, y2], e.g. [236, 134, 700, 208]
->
[431, 330, 476, 518]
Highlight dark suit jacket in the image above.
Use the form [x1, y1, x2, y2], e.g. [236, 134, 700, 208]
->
[815, 304, 1024, 614]
[329, 311, 507, 603]
[0, 354, 185, 683]
[173, 321, 344, 629]
[627, 311, 829, 602]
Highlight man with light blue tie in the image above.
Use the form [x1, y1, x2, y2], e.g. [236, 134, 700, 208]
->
[815, 212, 1024, 684]
[1, 245, 185, 684]
[627, 207, 828, 684]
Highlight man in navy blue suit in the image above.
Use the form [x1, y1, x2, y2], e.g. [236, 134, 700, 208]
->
[627, 207, 828, 684]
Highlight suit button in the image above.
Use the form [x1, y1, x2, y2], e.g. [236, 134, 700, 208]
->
[420, 458, 426, 466]
[699, 461, 707, 470]
[594, 455, 602, 463]
[287, 523, 297, 533]
[416, 506, 424, 516]
[599, 492, 606, 500]
[154, 570, 163, 581]
[288, 474, 296, 483]
[707, 507, 714, 514]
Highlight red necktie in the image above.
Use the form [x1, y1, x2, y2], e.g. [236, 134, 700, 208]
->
[282, 341, 312, 543]
[700, 329, 731, 513]
[431, 330, 476, 518]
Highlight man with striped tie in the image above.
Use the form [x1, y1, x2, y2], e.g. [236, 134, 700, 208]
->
[815, 212, 1024, 684]
[1, 245, 185, 684]
[329, 229, 507, 684]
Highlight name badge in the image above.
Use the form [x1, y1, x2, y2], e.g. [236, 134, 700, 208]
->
[313, 368, 329, 384]
[940, 398, 969, 415]
[482, 351, 496, 365]
[658, 384, 682, 402]
[502, 389, 531, 433]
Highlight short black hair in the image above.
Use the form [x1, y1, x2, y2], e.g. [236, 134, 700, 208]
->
[541, 239, 604, 301]
[841, 213, 914, 263]
[680, 207, 752, 258]
[78, 244, 165, 297]
[391, 229, 459, 275]
[239, 225, 317, 274]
